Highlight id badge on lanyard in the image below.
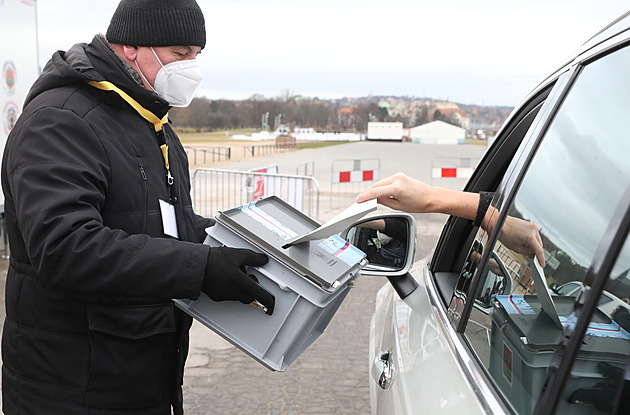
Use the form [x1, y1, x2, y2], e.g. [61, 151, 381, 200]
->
[159, 199, 179, 239]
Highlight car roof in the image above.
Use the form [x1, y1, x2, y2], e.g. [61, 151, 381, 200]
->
[580, 10, 630, 53]
[549, 10, 630, 79]
[501, 10, 630, 135]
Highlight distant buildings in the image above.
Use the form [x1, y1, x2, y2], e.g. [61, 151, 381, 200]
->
[376, 98, 471, 131]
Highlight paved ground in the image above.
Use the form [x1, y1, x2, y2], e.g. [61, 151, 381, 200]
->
[0, 140, 487, 414]
[182, 213, 446, 415]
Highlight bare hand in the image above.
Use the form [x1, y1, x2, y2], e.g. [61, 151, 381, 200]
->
[355, 172, 436, 213]
[499, 216, 545, 266]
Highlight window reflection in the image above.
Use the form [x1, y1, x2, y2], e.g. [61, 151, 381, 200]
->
[346, 217, 408, 271]
[463, 43, 630, 415]
[557, 236, 630, 414]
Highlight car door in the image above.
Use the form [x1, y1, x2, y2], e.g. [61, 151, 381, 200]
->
[447, 39, 630, 414]
[368, 76, 560, 414]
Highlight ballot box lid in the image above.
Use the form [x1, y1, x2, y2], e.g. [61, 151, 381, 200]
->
[215, 196, 367, 291]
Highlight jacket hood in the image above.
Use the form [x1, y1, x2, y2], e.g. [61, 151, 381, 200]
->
[25, 35, 170, 116]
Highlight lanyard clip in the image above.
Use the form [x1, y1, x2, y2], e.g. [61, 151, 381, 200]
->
[166, 170, 174, 186]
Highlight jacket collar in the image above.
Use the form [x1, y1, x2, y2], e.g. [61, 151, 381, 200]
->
[25, 35, 171, 119]
[85, 36, 171, 118]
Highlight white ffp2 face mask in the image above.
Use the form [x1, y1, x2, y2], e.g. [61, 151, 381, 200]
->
[136, 47, 203, 107]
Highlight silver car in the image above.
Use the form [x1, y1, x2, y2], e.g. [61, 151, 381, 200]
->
[550, 281, 630, 318]
[344, 9, 630, 415]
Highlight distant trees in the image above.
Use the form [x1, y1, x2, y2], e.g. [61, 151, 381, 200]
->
[170, 95, 342, 132]
[433, 109, 445, 122]
[171, 99, 243, 130]
[413, 105, 430, 125]
[432, 109, 462, 127]
[168, 95, 511, 133]
[350, 103, 382, 131]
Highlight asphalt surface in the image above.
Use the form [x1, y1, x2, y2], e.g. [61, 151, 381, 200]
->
[182, 213, 447, 415]
[0, 141, 488, 414]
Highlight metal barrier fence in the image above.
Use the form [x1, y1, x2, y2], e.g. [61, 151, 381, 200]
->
[185, 146, 231, 164]
[431, 157, 479, 190]
[243, 142, 297, 158]
[330, 158, 380, 210]
[296, 161, 315, 177]
[192, 168, 321, 221]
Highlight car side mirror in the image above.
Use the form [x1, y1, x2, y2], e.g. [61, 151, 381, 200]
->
[340, 213, 418, 300]
[339, 213, 416, 277]
[476, 251, 513, 309]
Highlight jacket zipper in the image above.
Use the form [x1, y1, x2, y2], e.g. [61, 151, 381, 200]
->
[139, 165, 148, 234]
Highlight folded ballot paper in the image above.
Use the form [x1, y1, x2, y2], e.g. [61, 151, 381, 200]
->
[174, 196, 376, 371]
[282, 198, 377, 248]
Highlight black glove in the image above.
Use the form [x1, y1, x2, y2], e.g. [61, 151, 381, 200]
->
[203, 247, 274, 312]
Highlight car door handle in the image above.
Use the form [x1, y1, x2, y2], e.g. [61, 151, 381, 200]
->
[372, 350, 397, 390]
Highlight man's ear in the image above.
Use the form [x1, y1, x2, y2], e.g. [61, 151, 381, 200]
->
[121, 45, 139, 61]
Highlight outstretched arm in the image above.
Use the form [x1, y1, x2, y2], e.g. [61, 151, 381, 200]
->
[356, 172, 545, 265]
[355, 172, 480, 218]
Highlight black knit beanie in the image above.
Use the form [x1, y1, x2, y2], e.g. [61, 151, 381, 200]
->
[106, 0, 206, 49]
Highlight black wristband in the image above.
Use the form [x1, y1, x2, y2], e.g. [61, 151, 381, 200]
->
[473, 191, 494, 227]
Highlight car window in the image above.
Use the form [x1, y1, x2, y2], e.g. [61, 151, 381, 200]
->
[556, 236, 630, 414]
[432, 92, 550, 308]
[462, 43, 630, 414]
[557, 283, 580, 296]
[598, 294, 614, 306]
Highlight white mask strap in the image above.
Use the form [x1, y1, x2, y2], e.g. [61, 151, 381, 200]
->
[134, 59, 157, 93]
[150, 47, 169, 74]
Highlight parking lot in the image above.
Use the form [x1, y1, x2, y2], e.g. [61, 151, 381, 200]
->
[0, 140, 487, 414]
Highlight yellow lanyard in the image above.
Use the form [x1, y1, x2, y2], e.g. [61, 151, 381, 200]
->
[86, 80, 171, 173]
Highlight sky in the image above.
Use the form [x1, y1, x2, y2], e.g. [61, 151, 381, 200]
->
[34, 1, 629, 107]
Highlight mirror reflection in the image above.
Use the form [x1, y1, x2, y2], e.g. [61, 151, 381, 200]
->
[346, 218, 409, 271]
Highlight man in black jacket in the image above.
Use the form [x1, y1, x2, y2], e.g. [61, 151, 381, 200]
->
[1, 0, 273, 413]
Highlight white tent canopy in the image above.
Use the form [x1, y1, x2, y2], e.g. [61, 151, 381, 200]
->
[409, 120, 465, 145]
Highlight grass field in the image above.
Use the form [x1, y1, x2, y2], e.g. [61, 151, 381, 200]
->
[295, 141, 347, 150]
[178, 129, 487, 147]
[465, 138, 489, 146]
[177, 129, 347, 150]
[177, 129, 258, 144]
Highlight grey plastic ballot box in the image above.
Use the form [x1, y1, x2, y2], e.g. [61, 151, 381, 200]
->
[174, 196, 368, 371]
[488, 295, 630, 414]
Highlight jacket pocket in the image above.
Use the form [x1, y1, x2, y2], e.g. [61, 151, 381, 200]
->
[84, 303, 176, 409]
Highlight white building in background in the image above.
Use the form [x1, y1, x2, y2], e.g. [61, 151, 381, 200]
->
[1, 0, 40, 206]
[367, 122, 403, 141]
[409, 120, 465, 145]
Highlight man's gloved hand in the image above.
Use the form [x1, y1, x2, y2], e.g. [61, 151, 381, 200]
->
[203, 247, 274, 312]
